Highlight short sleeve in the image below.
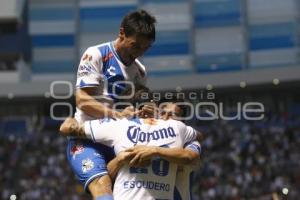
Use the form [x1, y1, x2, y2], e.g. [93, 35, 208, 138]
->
[176, 121, 198, 144]
[76, 47, 103, 88]
[84, 118, 119, 147]
[184, 141, 201, 155]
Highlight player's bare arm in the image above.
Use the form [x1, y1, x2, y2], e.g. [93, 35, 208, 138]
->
[77, 87, 135, 119]
[59, 118, 200, 166]
[107, 151, 134, 181]
[125, 145, 199, 166]
[59, 117, 86, 138]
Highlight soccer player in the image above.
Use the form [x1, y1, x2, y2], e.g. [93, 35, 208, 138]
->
[60, 103, 201, 200]
[126, 141, 201, 200]
[158, 99, 204, 200]
[67, 10, 156, 200]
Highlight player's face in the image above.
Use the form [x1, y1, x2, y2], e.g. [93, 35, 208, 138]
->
[118, 32, 153, 65]
[160, 103, 182, 119]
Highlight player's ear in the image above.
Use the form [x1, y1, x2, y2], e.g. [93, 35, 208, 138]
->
[119, 27, 125, 41]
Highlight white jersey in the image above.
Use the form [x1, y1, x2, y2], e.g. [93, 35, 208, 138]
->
[174, 141, 201, 200]
[75, 41, 147, 123]
[84, 118, 198, 200]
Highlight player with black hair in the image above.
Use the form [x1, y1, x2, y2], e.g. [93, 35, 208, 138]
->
[68, 10, 156, 200]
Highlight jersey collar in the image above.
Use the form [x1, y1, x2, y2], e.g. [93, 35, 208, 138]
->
[109, 41, 130, 67]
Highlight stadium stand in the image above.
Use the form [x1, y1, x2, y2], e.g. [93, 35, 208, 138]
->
[194, 0, 244, 72]
[29, 0, 76, 74]
[0, 98, 299, 199]
[0, 0, 300, 199]
[0, 0, 30, 70]
[248, 0, 299, 68]
[192, 116, 300, 199]
[140, 0, 194, 75]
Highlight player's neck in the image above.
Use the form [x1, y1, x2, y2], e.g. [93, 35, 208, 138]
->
[142, 118, 158, 125]
[113, 39, 129, 66]
[113, 38, 120, 53]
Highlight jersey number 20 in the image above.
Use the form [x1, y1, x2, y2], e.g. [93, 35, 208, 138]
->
[130, 157, 170, 177]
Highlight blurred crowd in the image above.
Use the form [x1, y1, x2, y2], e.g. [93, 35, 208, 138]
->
[192, 113, 300, 200]
[0, 112, 299, 200]
[0, 129, 90, 200]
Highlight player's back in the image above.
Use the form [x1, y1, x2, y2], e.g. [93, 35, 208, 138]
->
[111, 118, 197, 200]
[85, 117, 197, 199]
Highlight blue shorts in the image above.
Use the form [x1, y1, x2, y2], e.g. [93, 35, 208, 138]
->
[66, 138, 115, 192]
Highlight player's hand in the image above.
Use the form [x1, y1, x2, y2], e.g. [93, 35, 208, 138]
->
[138, 101, 159, 118]
[116, 151, 135, 165]
[125, 145, 158, 167]
[120, 106, 136, 118]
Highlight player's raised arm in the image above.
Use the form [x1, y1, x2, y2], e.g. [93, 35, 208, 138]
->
[77, 87, 124, 119]
[60, 117, 120, 147]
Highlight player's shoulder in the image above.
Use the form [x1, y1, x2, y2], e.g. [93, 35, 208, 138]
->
[84, 42, 111, 56]
[159, 119, 185, 129]
[93, 42, 111, 50]
[168, 119, 193, 134]
[168, 119, 185, 126]
[109, 117, 139, 125]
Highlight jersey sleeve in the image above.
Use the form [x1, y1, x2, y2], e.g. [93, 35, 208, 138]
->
[176, 121, 198, 145]
[84, 118, 119, 147]
[76, 47, 103, 88]
[184, 140, 201, 155]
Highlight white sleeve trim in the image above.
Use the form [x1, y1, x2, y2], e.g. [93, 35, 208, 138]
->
[84, 121, 96, 142]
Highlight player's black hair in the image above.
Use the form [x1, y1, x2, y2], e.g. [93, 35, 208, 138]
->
[121, 9, 156, 41]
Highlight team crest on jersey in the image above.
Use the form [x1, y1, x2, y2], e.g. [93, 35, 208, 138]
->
[70, 143, 84, 159]
[82, 158, 94, 173]
[82, 54, 92, 62]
